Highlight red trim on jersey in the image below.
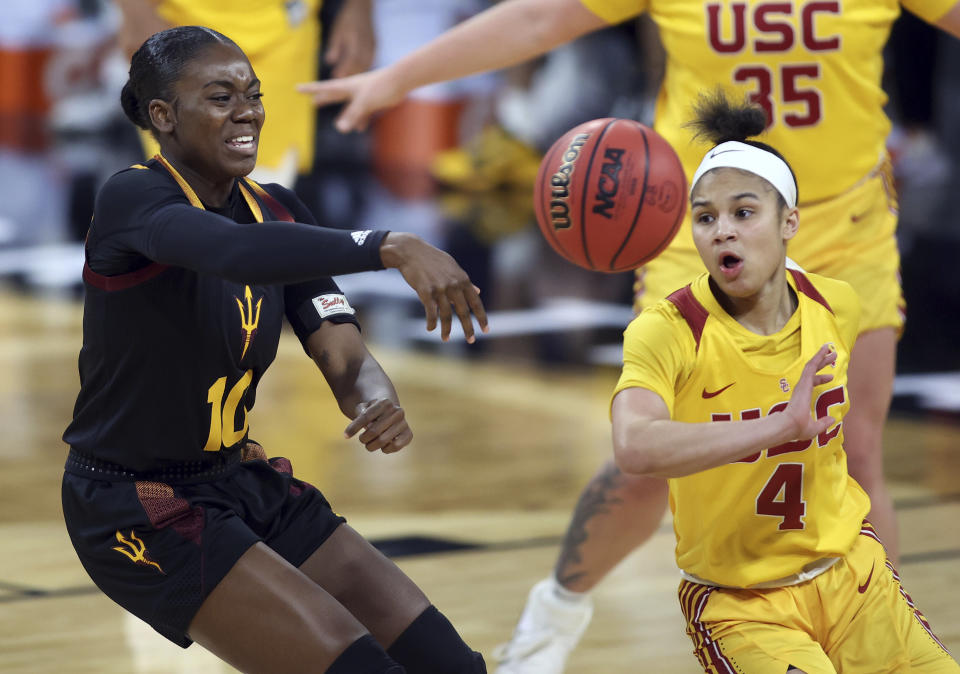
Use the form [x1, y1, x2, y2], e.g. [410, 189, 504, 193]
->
[859, 521, 883, 545]
[83, 261, 170, 291]
[243, 178, 294, 223]
[789, 268, 833, 313]
[667, 285, 709, 351]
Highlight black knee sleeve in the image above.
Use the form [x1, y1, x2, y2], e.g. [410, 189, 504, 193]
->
[387, 605, 486, 673]
[326, 634, 404, 674]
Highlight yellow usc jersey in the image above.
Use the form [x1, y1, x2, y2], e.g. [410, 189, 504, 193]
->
[613, 270, 871, 587]
[579, 0, 955, 252]
[155, 0, 322, 56]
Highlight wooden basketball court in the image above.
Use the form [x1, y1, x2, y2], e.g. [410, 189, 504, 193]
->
[0, 287, 957, 673]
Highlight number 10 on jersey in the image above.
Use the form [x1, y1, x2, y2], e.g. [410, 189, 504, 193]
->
[203, 370, 253, 452]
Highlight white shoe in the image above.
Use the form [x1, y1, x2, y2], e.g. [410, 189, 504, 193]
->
[493, 578, 593, 674]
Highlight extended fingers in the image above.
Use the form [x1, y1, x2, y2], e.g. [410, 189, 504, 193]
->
[336, 100, 372, 133]
[344, 402, 411, 453]
[444, 284, 474, 343]
[421, 281, 484, 343]
[296, 81, 351, 106]
[465, 284, 489, 335]
[343, 412, 367, 438]
[813, 374, 834, 387]
[435, 283, 490, 343]
[435, 286, 454, 342]
[802, 344, 836, 379]
[418, 287, 439, 333]
[344, 400, 381, 438]
[373, 426, 413, 454]
[816, 415, 836, 435]
[446, 282, 489, 343]
[358, 405, 405, 446]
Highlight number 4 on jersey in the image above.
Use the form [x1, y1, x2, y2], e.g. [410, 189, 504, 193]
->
[757, 463, 806, 530]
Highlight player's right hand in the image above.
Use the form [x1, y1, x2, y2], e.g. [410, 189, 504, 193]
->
[344, 398, 412, 454]
[297, 68, 404, 133]
[781, 344, 838, 442]
[378, 232, 489, 344]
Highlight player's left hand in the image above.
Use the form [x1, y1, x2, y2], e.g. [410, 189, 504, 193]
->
[344, 398, 412, 454]
[324, 0, 376, 79]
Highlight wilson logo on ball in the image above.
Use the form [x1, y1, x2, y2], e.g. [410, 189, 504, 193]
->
[548, 132, 590, 230]
[534, 118, 687, 273]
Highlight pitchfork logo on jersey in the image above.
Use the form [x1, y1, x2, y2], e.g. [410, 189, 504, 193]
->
[112, 530, 164, 574]
[234, 285, 263, 360]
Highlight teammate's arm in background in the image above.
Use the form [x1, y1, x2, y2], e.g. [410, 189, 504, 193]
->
[934, 0, 960, 37]
[324, 0, 376, 78]
[298, 0, 609, 132]
[115, 0, 172, 59]
[305, 322, 413, 454]
[611, 345, 838, 478]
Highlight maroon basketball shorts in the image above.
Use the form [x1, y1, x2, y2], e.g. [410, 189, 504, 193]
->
[61, 444, 346, 647]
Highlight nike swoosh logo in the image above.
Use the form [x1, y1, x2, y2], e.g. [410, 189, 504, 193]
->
[858, 561, 875, 593]
[709, 148, 740, 159]
[850, 210, 871, 223]
[702, 382, 735, 398]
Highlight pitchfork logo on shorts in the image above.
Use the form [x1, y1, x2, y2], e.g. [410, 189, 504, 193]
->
[234, 285, 263, 360]
[112, 530, 164, 574]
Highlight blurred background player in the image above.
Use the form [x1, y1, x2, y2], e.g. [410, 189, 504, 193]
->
[114, 0, 375, 187]
[297, 0, 960, 671]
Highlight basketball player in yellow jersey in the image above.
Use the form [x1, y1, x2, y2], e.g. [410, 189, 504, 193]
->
[116, 0, 374, 186]
[609, 95, 957, 673]
[298, 3, 960, 671]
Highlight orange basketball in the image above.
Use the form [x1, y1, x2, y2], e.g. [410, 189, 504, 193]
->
[534, 118, 687, 273]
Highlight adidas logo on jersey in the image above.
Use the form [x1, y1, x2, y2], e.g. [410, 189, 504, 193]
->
[351, 230, 372, 246]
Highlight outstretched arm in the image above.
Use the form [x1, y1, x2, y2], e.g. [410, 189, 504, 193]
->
[298, 0, 609, 132]
[93, 172, 488, 343]
[612, 345, 839, 478]
[306, 322, 412, 454]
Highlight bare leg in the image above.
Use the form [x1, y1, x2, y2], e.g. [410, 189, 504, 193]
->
[298, 524, 431, 647]
[188, 542, 370, 673]
[554, 460, 669, 592]
[493, 460, 669, 673]
[844, 327, 899, 563]
[302, 525, 484, 673]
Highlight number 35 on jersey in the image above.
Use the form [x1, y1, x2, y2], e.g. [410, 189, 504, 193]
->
[708, 1, 840, 128]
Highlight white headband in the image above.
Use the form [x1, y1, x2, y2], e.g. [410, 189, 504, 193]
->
[690, 141, 797, 208]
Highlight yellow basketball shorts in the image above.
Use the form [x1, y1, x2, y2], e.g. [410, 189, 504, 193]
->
[636, 161, 904, 335]
[678, 523, 958, 673]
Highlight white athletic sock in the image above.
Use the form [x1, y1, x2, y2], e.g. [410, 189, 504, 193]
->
[549, 575, 590, 604]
